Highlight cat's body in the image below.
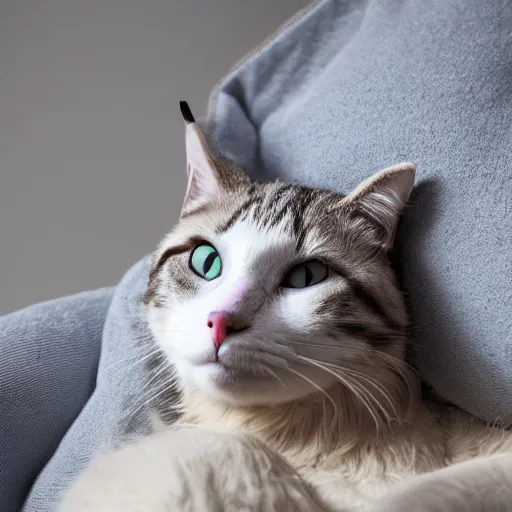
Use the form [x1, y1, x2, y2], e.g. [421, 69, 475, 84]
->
[177, 386, 512, 511]
[60, 391, 512, 511]
[60, 103, 512, 511]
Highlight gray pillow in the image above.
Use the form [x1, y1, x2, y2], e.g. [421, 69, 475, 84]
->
[0, 287, 113, 511]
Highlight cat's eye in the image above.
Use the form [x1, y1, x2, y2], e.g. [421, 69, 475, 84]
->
[282, 260, 328, 289]
[189, 244, 222, 281]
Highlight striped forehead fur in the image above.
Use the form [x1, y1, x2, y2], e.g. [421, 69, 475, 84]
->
[146, 176, 408, 351]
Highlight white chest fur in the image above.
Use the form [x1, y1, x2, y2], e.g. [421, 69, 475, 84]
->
[60, 400, 512, 512]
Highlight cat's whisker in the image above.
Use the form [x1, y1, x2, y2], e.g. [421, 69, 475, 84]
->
[142, 373, 181, 397]
[367, 352, 420, 405]
[344, 370, 399, 422]
[372, 350, 419, 376]
[121, 398, 153, 424]
[262, 366, 287, 388]
[334, 367, 393, 425]
[141, 364, 176, 393]
[339, 376, 385, 429]
[318, 361, 400, 421]
[340, 371, 394, 425]
[288, 340, 340, 348]
[123, 378, 184, 423]
[284, 366, 338, 414]
[151, 384, 185, 413]
[150, 329, 187, 336]
[104, 348, 162, 371]
[297, 355, 383, 431]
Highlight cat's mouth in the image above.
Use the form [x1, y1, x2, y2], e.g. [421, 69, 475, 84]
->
[178, 340, 293, 401]
[194, 346, 278, 384]
[189, 360, 264, 396]
[200, 357, 262, 378]
[181, 345, 324, 406]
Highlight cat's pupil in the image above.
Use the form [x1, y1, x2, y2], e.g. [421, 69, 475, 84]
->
[304, 266, 313, 286]
[203, 251, 217, 275]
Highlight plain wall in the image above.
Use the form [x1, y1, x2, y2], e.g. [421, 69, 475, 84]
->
[0, 0, 310, 313]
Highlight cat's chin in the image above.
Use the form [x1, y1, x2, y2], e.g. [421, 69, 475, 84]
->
[175, 358, 310, 407]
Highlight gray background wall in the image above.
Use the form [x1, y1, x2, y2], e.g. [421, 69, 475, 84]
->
[0, 0, 309, 313]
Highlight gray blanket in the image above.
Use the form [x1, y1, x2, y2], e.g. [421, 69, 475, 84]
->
[1, 0, 511, 510]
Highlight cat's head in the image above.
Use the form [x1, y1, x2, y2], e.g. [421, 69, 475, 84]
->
[145, 103, 415, 411]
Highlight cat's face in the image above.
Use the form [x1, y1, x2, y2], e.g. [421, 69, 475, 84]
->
[145, 110, 415, 407]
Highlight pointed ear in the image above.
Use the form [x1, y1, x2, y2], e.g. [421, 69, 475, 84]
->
[180, 101, 222, 214]
[179, 101, 250, 215]
[183, 123, 220, 212]
[345, 162, 416, 248]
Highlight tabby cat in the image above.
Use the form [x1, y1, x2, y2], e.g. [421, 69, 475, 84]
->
[60, 103, 512, 512]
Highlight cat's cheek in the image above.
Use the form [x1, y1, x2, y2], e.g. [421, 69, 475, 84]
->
[185, 363, 220, 392]
[167, 354, 219, 396]
[159, 330, 216, 368]
[146, 307, 175, 353]
[148, 306, 216, 367]
[170, 355, 197, 386]
[277, 287, 326, 332]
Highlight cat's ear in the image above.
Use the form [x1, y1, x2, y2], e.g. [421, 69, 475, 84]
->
[345, 163, 416, 248]
[180, 101, 222, 214]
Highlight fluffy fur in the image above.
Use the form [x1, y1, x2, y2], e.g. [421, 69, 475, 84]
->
[60, 110, 512, 512]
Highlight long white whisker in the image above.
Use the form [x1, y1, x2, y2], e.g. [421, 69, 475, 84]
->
[262, 367, 287, 388]
[141, 363, 176, 393]
[104, 348, 161, 371]
[373, 350, 419, 375]
[284, 366, 338, 413]
[319, 361, 400, 421]
[151, 381, 185, 412]
[289, 340, 340, 348]
[123, 379, 183, 422]
[141, 372, 180, 397]
[339, 370, 393, 425]
[297, 355, 382, 431]
[345, 370, 399, 421]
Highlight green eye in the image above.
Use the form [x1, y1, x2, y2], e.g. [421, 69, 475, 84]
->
[190, 244, 222, 281]
[282, 260, 328, 289]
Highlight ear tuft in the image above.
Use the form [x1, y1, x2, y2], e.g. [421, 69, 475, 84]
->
[179, 101, 195, 124]
[347, 162, 416, 248]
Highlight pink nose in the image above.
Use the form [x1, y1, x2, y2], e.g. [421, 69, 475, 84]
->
[207, 312, 233, 349]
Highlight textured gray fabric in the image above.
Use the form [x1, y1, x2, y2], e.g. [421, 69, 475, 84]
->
[0, 287, 113, 511]
[2, 0, 511, 510]
[21, 257, 161, 511]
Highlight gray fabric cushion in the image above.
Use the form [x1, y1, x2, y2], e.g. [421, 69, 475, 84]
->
[19, 257, 179, 512]
[2, 0, 511, 510]
[0, 287, 113, 511]
[20, 257, 163, 511]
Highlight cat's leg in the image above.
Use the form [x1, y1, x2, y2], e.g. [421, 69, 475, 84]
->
[377, 453, 512, 512]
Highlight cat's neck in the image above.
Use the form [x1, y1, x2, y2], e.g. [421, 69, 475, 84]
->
[180, 369, 421, 460]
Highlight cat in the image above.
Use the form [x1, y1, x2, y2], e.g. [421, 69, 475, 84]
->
[59, 102, 512, 512]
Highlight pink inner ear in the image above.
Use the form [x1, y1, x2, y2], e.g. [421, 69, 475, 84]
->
[181, 124, 220, 211]
[182, 162, 197, 208]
